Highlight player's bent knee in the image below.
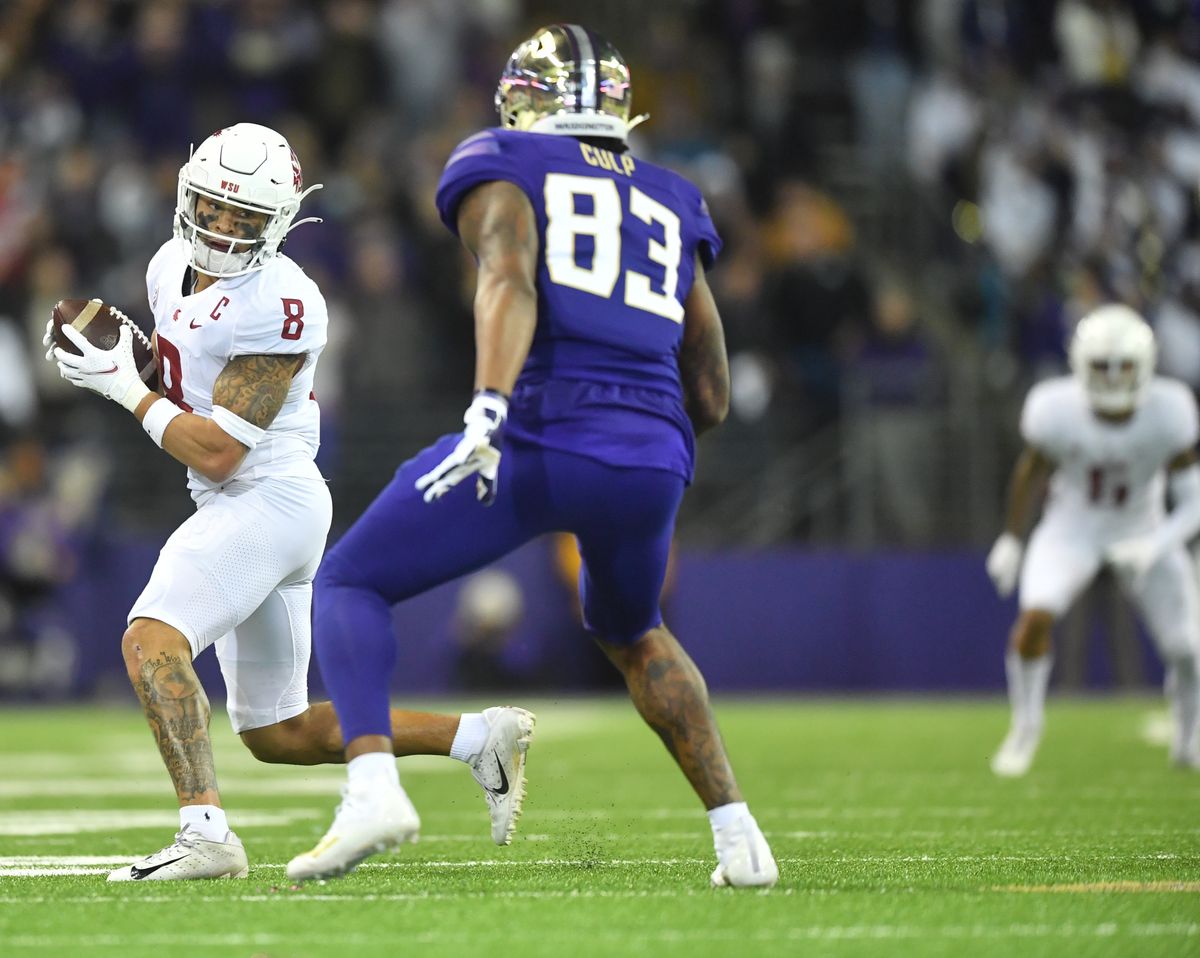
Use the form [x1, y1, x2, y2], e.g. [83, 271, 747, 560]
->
[240, 725, 294, 764]
[120, 618, 192, 669]
[1012, 610, 1055, 659]
[241, 711, 331, 765]
[596, 624, 668, 666]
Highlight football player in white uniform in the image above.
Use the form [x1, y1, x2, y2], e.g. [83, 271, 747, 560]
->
[986, 304, 1200, 776]
[47, 123, 533, 881]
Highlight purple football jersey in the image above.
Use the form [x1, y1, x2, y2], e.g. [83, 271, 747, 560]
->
[436, 129, 722, 481]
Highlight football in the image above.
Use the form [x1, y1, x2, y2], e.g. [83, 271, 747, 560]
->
[51, 298, 158, 391]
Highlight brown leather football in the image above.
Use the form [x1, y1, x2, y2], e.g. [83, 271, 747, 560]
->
[51, 298, 158, 391]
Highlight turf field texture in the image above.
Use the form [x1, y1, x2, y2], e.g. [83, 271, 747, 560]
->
[0, 697, 1197, 958]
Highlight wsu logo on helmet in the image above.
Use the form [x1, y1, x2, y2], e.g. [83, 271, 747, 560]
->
[290, 148, 303, 192]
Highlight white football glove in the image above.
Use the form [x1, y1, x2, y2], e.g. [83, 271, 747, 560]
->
[986, 533, 1024, 598]
[41, 315, 56, 362]
[416, 390, 508, 505]
[54, 323, 151, 413]
[1105, 536, 1159, 582]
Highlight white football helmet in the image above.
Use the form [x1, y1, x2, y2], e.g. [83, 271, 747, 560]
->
[174, 123, 322, 278]
[495, 24, 647, 142]
[1068, 303, 1156, 415]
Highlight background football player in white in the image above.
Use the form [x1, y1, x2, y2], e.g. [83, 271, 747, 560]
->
[48, 123, 530, 881]
[986, 304, 1200, 776]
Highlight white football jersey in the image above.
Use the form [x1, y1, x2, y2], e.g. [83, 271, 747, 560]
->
[145, 238, 327, 499]
[1021, 375, 1199, 534]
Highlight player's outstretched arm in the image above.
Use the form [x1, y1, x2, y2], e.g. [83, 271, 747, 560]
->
[679, 255, 730, 436]
[987, 445, 1054, 596]
[151, 353, 305, 483]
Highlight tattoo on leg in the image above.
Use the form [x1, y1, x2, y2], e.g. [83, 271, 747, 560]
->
[624, 640, 741, 809]
[133, 651, 219, 803]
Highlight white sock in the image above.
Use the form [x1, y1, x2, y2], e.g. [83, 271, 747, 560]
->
[347, 751, 399, 788]
[1003, 651, 1026, 727]
[1019, 654, 1053, 732]
[1166, 656, 1200, 758]
[180, 804, 228, 842]
[449, 713, 489, 764]
[707, 801, 749, 834]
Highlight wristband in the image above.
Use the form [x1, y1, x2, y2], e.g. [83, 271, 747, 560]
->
[469, 389, 509, 424]
[142, 397, 184, 448]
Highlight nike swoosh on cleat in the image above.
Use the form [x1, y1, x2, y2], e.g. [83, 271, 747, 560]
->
[129, 855, 188, 880]
[486, 750, 509, 796]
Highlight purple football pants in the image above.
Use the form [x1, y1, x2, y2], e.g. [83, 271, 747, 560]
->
[313, 433, 685, 743]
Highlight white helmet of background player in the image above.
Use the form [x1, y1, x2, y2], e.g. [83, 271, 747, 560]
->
[174, 123, 322, 278]
[1068, 303, 1157, 415]
[495, 23, 648, 142]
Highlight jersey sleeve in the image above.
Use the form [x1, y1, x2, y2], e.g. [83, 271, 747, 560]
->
[689, 186, 722, 270]
[435, 131, 528, 235]
[1019, 381, 1063, 456]
[228, 269, 328, 358]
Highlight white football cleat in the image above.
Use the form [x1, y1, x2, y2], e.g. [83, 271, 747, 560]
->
[991, 726, 1042, 777]
[470, 706, 536, 845]
[710, 812, 778, 888]
[286, 780, 420, 881]
[107, 825, 248, 882]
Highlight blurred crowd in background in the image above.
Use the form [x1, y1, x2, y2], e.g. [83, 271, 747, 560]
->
[2, 0, 1200, 692]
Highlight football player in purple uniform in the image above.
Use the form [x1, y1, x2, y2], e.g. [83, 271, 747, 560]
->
[288, 24, 779, 888]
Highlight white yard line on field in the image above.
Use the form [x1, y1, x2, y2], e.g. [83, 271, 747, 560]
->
[0, 856, 804, 878]
[0, 864, 133, 869]
[1, 868, 112, 876]
[0, 922, 1197, 948]
[0, 777, 349, 797]
[0, 808, 319, 835]
[0, 849, 1190, 880]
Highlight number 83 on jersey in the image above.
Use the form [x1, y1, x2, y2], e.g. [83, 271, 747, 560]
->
[543, 173, 685, 324]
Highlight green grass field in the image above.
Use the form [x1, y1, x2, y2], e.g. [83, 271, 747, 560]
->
[0, 696, 1197, 958]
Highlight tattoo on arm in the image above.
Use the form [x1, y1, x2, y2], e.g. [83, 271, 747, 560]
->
[133, 651, 218, 802]
[679, 260, 730, 434]
[458, 181, 539, 282]
[679, 317, 728, 427]
[455, 181, 540, 392]
[212, 353, 305, 429]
